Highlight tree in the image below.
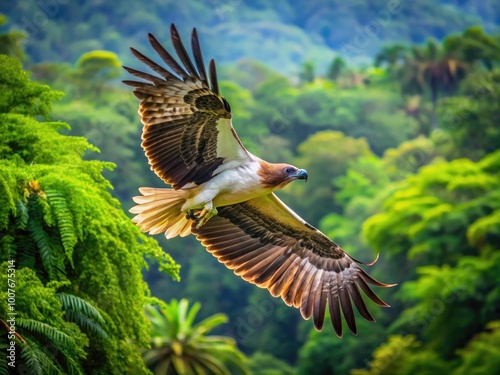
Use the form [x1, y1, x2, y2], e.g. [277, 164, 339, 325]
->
[351, 335, 447, 375]
[0, 55, 61, 119]
[298, 61, 315, 84]
[453, 321, 500, 375]
[444, 26, 500, 70]
[374, 44, 406, 69]
[326, 56, 346, 81]
[0, 14, 26, 60]
[399, 39, 468, 111]
[143, 299, 249, 375]
[363, 150, 500, 359]
[289, 131, 373, 224]
[320, 155, 391, 254]
[439, 68, 500, 160]
[0, 55, 179, 374]
[72, 50, 122, 96]
[382, 136, 442, 180]
[364, 150, 500, 271]
[247, 352, 296, 375]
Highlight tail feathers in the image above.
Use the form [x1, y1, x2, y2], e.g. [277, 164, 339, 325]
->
[130, 187, 191, 239]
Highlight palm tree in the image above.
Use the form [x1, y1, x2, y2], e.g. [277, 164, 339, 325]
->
[399, 39, 468, 110]
[374, 44, 407, 68]
[143, 299, 249, 375]
[444, 26, 500, 71]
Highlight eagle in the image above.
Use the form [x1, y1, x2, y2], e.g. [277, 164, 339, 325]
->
[124, 24, 394, 336]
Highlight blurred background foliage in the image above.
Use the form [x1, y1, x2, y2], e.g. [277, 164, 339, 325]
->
[0, 0, 499, 373]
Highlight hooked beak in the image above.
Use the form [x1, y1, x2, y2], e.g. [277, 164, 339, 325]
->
[294, 169, 308, 182]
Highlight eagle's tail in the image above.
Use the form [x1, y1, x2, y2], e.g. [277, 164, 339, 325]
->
[130, 187, 191, 239]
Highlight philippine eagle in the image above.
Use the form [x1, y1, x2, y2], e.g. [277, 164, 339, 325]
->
[124, 24, 394, 336]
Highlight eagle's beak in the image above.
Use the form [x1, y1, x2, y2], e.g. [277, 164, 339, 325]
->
[295, 169, 308, 182]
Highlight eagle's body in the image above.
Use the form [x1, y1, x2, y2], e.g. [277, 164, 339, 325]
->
[184, 161, 277, 210]
[125, 25, 395, 336]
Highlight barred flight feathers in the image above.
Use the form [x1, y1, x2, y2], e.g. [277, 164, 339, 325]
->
[123, 24, 250, 189]
[191, 193, 395, 336]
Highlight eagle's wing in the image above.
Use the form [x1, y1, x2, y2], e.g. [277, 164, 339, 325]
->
[192, 193, 395, 336]
[123, 25, 252, 189]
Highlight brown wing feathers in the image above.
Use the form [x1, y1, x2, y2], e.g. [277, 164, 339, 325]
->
[192, 197, 394, 336]
[191, 28, 208, 84]
[123, 24, 231, 189]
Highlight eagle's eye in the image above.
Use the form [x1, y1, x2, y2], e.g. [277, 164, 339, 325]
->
[285, 167, 295, 174]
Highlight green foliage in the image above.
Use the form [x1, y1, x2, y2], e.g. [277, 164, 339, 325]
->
[143, 299, 249, 375]
[247, 352, 296, 375]
[326, 56, 346, 81]
[297, 319, 390, 375]
[364, 152, 500, 266]
[72, 50, 122, 95]
[352, 335, 447, 375]
[0, 56, 62, 119]
[444, 26, 500, 70]
[361, 150, 500, 372]
[453, 321, 500, 375]
[2, 1, 490, 73]
[382, 135, 442, 180]
[298, 61, 315, 84]
[320, 156, 391, 254]
[439, 68, 500, 160]
[251, 80, 417, 154]
[0, 14, 26, 60]
[0, 53, 179, 374]
[75, 50, 121, 80]
[56, 293, 108, 339]
[289, 131, 373, 224]
[393, 253, 500, 357]
[0, 265, 88, 374]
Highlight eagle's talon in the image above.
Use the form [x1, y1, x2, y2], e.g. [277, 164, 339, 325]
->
[195, 207, 218, 229]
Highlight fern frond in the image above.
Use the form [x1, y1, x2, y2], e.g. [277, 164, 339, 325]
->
[66, 311, 108, 339]
[19, 338, 64, 375]
[15, 198, 29, 230]
[0, 341, 9, 375]
[16, 319, 76, 351]
[56, 293, 105, 324]
[45, 189, 77, 267]
[56, 293, 108, 339]
[27, 195, 54, 278]
[16, 234, 36, 268]
[59, 352, 85, 375]
[0, 234, 16, 262]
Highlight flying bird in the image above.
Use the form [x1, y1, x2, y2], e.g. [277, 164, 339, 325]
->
[124, 24, 394, 336]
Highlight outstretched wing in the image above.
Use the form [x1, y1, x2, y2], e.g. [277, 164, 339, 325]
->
[124, 24, 252, 189]
[192, 194, 395, 336]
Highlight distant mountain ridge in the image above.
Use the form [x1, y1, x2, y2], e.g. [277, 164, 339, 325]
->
[2, 0, 498, 73]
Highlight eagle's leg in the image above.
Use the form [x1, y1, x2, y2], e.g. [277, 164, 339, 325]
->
[196, 201, 218, 229]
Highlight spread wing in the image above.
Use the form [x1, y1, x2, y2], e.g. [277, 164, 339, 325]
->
[123, 24, 252, 189]
[191, 194, 395, 336]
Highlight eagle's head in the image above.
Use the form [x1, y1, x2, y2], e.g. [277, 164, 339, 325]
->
[258, 161, 308, 189]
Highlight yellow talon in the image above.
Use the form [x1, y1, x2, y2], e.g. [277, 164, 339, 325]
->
[196, 207, 218, 228]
